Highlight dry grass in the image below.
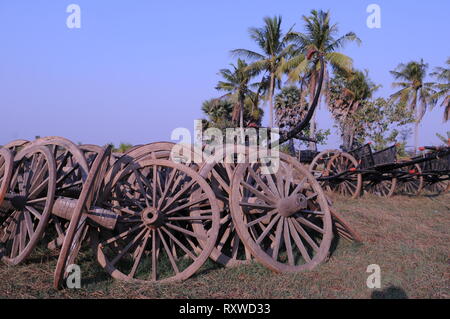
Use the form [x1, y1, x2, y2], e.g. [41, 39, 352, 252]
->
[0, 194, 449, 299]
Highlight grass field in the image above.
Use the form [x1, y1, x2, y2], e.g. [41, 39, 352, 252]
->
[0, 193, 449, 299]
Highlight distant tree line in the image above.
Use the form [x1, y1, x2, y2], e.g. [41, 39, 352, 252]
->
[201, 10, 450, 154]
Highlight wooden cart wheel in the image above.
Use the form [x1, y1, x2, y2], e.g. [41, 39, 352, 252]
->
[364, 174, 397, 198]
[425, 180, 449, 195]
[93, 159, 220, 283]
[46, 143, 103, 251]
[103, 142, 175, 189]
[79, 144, 103, 165]
[0, 148, 14, 207]
[0, 145, 56, 265]
[53, 146, 111, 289]
[27, 138, 90, 251]
[309, 150, 340, 191]
[197, 145, 253, 267]
[102, 142, 202, 204]
[3, 140, 30, 154]
[326, 152, 362, 199]
[397, 164, 423, 196]
[229, 153, 333, 273]
[30, 137, 89, 193]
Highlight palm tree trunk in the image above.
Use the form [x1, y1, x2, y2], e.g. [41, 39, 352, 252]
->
[240, 102, 244, 129]
[239, 94, 245, 144]
[414, 120, 419, 154]
[309, 70, 317, 151]
[412, 90, 419, 154]
[269, 72, 275, 128]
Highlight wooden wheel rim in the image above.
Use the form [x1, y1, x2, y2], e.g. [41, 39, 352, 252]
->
[309, 150, 341, 168]
[365, 175, 397, 198]
[29, 136, 89, 179]
[397, 164, 424, 196]
[326, 152, 362, 199]
[230, 153, 333, 273]
[0, 145, 56, 265]
[94, 159, 220, 283]
[0, 148, 14, 206]
[79, 144, 104, 166]
[103, 142, 175, 193]
[309, 149, 340, 191]
[425, 180, 449, 195]
[3, 140, 30, 153]
[197, 145, 254, 267]
[28, 138, 90, 253]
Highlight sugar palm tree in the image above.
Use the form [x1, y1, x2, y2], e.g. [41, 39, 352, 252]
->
[431, 57, 450, 122]
[231, 16, 294, 127]
[328, 69, 379, 150]
[201, 98, 234, 128]
[390, 59, 436, 153]
[216, 59, 255, 129]
[282, 9, 361, 150]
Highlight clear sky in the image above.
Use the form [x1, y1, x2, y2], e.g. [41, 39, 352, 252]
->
[0, 0, 449, 148]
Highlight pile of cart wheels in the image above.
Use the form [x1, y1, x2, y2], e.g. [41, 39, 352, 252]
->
[0, 137, 362, 288]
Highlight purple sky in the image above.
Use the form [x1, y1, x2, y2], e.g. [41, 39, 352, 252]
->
[1, 0, 449, 149]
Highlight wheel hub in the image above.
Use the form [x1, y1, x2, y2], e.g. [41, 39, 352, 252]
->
[10, 195, 27, 211]
[141, 208, 164, 229]
[277, 194, 308, 217]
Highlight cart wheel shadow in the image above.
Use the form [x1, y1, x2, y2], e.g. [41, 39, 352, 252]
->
[328, 228, 363, 257]
[81, 270, 112, 286]
[371, 286, 408, 299]
[329, 233, 341, 256]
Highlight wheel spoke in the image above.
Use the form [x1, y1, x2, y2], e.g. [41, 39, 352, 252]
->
[165, 222, 207, 241]
[164, 194, 208, 216]
[291, 218, 319, 252]
[240, 181, 276, 204]
[271, 217, 284, 260]
[151, 229, 158, 281]
[295, 216, 325, 234]
[288, 219, 311, 263]
[25, 205, 42, 220]
[160, 226, 196, 260]
[158, 229, 179, 274]
[246, 209, 277, 228]
[111, 228, 147, 266]
[283, 218, 294, 266]
[256, 214, 281, 245]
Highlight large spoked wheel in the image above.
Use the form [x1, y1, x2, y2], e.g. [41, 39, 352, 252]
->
[103, 142, 176, 191]
[30, 137, 89, 195]
[0, 148, 14, 206]
[0, 148, 14, 225]
[3, 140, 30, 154]
[326, 153, 362, 199]
[364, 174, 397, 198]
[397, 164, 423, 196]
[93, 159, 220, 283]
[0, 145, 56, 265]
[79, 144, 104, 166]
[309, 150, 340, 191]
[28, 137, 90, 251]
[425, 179, 449, 195]
[230, 154, 333, 273]
[197, 145, 253, 267]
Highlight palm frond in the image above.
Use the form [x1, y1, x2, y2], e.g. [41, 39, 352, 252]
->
[231, 49, 265, 61]
[326, 52, 353, 73]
